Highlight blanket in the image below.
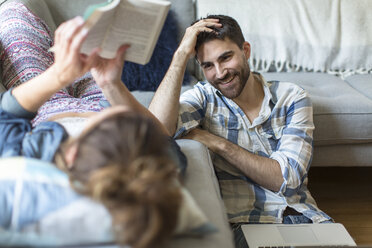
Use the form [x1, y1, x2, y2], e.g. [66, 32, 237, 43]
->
[197, 0, 372, 78]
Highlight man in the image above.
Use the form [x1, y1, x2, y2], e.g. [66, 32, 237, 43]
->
[149, 15, 332, 248]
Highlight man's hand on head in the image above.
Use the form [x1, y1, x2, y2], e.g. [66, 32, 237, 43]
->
[176, 18, 222, 59]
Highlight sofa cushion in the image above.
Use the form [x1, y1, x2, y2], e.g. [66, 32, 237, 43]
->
[312, 143, 372, 167]
[262, 72, 372, 146]
[344, 74, 372, 99]
[131, 85, 193, 108]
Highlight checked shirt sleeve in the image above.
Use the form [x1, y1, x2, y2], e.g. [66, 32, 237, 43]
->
[270, 89, 315, 196]
[174, 84, 207, 139]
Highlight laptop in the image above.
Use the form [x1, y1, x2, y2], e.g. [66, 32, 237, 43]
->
[241, 223, 357, 248]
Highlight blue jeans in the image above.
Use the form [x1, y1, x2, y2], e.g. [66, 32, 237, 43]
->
[232, 215, 313, 248]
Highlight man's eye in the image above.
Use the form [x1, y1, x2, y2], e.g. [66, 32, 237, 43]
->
[221, 55, 231, 61]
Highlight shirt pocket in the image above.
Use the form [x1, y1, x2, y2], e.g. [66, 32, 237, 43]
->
[261, 125, 285, 141]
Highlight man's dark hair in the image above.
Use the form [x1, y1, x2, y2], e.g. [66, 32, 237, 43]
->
[194, 15, 245, 55]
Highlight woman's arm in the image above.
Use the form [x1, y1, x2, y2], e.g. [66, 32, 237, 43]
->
[90, 42, 171, 135]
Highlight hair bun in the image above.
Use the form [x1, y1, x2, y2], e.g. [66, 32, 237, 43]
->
[86, 155, 182, 248]
[88, 156, 178, 207]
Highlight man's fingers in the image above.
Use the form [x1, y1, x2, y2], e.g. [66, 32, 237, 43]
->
[186, 19, 222, 37]
[195, 18, 222, 28]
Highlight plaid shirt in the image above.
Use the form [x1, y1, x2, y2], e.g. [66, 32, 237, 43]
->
[175, 73, 331, 224]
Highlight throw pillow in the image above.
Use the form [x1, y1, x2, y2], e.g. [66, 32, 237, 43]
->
[121, 10, 191, 91]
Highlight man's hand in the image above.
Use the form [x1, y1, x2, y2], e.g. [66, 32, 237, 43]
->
[91, 44, 130, 89]
[177, 18, 222, 59]
[183, 128, 220, 152]
[51, 16, 100, 87]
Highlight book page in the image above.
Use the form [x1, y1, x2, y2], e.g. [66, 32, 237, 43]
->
[101, 0, 170, 64]
[80, 0, 120, 56]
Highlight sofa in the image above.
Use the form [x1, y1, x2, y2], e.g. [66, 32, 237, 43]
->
[0, 0, 371, 247]
[21, 0, 370, 168]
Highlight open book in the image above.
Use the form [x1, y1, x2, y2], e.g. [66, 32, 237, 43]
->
[81, 0, 171, 65]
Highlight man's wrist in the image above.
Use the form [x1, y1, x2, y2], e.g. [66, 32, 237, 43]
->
[174, 49, 192, 65]
[199, 131, 226, 154]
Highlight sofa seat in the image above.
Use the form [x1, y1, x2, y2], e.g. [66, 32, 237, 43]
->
[263, 72, 372, 166]
[263, 72, 372, 146]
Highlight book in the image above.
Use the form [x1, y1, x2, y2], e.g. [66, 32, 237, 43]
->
[80, 0, 171, 65]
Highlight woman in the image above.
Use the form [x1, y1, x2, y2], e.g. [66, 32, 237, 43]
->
[0, 2, 186, 248]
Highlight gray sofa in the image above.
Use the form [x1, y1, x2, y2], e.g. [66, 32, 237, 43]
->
[1, 0, 370, 167]
[0, 0, 371, 247]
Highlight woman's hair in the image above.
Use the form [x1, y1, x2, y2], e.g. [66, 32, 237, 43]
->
[63, 112, 182, 248]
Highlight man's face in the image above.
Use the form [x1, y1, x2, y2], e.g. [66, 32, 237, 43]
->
[197, 38, 251, 99]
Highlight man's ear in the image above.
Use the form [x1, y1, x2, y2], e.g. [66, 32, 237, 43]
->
[242, 41, 251, 59]
[64, 143, 79, 169]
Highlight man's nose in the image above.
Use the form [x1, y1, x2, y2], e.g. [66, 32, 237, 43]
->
[215, 64, 227, 79]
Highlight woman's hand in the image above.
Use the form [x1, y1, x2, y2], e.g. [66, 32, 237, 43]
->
[51, 16, 100, 87]
[91, 44, 130, 89]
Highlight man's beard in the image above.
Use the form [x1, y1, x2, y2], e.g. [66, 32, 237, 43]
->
[211, 61, 250, 99]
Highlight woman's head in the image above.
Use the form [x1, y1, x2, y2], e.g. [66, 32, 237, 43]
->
[57, 108, 182, 248]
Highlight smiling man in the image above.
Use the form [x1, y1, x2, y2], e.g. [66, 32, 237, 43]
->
[149, 15, 332, 248]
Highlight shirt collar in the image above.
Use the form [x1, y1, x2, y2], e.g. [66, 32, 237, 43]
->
[253, 73, 273, 126]
[210, 72, 276, 126]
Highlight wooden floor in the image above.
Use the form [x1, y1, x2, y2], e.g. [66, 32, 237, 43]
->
[308, 166, 372, 245]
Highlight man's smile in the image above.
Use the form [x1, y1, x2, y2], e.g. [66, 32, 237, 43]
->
[216, 72, 239, 90]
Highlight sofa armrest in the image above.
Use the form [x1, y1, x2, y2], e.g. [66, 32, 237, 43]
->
[169, 139, 234, 248]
